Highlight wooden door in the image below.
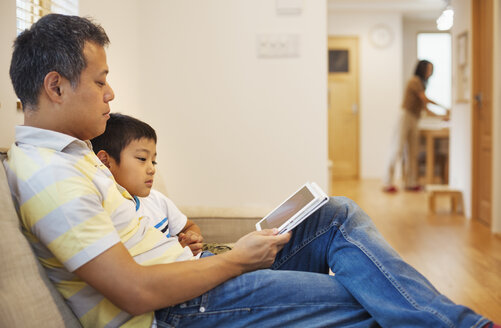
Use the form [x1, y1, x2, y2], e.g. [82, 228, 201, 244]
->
[328, 37, 359, 179]
[472, 0, 493, 226]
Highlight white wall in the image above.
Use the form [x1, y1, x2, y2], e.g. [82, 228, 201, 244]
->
[80, 1, 142, 119]
[328, 11, 403, 179]
[449, 0, 472, 218]
[80, 0, 328, 212]
[402, 18, 436, 85]
[0, 0, 23, 148]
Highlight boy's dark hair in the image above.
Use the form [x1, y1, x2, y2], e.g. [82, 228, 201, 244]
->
[414, 59, 433, 83]
[10, 14, 110, 110]
[91, 113, 157, 164]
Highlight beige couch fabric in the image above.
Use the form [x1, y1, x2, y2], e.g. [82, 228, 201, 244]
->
[0, 151, 82, 327]
[190, 216, 259, 243]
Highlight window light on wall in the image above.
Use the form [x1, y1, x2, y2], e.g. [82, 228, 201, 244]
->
[16, 0, 78, 36]
[15, 0, 78, 111]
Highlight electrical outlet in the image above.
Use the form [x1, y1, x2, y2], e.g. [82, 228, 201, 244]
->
[257, 34, 299, 58]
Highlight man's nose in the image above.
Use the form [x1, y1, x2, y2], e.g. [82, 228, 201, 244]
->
[104, 84, 115, 103]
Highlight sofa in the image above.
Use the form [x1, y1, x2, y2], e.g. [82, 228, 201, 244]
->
[0, 149, 259, 327]
[0, 150, 82, 327]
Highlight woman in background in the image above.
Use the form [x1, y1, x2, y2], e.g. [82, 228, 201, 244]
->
[383, 60, 447, 193]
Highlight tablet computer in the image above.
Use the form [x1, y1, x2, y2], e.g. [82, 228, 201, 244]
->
[255, 182, 329, 234]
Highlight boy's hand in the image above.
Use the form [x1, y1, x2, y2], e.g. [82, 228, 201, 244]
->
[178, 231, 204, 256]
[225, 229, 291, 273]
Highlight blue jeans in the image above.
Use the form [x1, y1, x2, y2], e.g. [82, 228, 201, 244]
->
[155, 197, 490, 327]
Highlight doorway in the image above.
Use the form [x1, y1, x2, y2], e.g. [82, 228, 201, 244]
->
[417, 32, 451, 115]
[327, 36, 360, 180]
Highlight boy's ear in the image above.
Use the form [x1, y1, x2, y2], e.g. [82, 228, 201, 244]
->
[96, 150, 111, 168]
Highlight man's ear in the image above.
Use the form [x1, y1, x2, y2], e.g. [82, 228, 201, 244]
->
[43, 71, 64, 103]
[96, 150, 112, 168]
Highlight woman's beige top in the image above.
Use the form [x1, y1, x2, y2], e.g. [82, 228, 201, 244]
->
[402, 75, 425, 118]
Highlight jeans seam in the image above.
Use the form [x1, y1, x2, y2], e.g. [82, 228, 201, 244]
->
[183, 308, 252, 317]
[251, 303, 363, 310]
[339, 225, 455, 328]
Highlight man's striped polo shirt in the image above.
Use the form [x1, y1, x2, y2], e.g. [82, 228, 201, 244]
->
[3, 126, 194, 328]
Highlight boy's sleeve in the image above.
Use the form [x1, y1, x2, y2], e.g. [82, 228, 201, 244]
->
[151, 190, 187, 236]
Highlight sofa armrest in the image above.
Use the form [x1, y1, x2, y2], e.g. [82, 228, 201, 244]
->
[1, 150, 82, 327]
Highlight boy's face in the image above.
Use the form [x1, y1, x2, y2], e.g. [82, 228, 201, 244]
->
[108, 138, 157, 197]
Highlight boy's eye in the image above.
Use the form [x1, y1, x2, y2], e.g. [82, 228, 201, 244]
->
[96, 81, 105, 87]
[136, 157, 146, 162]
[152, 161, 158, 166]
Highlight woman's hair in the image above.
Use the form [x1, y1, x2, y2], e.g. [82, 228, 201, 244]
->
[90, 113, 157, 164]
[414, 60, 433, 82]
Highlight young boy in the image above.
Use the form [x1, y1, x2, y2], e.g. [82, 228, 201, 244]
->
[91, 113, 204, 256]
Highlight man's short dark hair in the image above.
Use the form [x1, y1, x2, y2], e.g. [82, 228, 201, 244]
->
[91, 113, 157, 164]
[10, 14, 110, 110]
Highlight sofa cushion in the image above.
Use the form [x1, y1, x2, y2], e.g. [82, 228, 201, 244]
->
[0, 151, 81, 327]
[190, 216, 260, 243]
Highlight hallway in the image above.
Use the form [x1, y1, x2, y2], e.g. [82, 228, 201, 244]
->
[331, 179, 501, 322]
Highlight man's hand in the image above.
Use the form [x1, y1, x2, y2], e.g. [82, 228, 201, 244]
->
[178, 231, 204, 255]
[225, 229, 292, 273]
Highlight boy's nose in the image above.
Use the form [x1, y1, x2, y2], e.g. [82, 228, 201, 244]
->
[147, 164, 156, 175]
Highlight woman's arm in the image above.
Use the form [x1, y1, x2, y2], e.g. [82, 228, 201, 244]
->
[418, 91, 449, 117]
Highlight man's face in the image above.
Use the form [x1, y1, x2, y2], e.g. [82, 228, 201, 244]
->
[108, 138, 157, 197]
[61, 42, 114, 140]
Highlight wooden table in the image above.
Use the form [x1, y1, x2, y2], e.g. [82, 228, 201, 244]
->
[419, 128, 449, 185]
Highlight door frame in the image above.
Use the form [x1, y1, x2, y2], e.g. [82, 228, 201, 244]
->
[471, 0, 494, 226]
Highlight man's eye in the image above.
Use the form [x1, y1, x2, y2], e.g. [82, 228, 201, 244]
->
[96, 81, 105, 87]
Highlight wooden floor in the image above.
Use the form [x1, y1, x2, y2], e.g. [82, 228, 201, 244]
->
[330, 179, 501, 323]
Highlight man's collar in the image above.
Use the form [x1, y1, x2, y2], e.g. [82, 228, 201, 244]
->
[15, 125, 91, 152]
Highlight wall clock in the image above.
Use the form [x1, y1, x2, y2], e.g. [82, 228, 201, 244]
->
[369, 24, 394, 49]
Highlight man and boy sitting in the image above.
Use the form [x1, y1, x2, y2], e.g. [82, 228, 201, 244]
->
[4, 13, 496, 328]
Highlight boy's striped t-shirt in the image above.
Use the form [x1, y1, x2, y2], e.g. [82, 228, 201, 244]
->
[3, 126, 194, 328]
[135, 189, 188, 239]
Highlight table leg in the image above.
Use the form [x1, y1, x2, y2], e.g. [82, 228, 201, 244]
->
[426, 134, 434, 185]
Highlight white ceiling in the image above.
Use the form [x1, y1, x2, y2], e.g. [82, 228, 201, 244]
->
[328, 0, 446, 20]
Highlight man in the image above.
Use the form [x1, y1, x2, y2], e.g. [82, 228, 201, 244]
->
[4, 13, 494, 328]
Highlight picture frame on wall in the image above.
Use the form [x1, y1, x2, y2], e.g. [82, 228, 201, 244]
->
[456, 31, 469, 103]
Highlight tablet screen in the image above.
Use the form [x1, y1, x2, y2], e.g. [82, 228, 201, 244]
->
[260, 186, 315, 230]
